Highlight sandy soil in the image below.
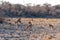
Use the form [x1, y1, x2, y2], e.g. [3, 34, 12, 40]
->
[0, 18, 60, 40]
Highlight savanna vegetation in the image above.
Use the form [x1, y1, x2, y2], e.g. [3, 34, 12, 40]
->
[0, 1, 60, 18]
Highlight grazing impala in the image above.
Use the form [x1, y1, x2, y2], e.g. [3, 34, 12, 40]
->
[49, 24, 54, 30]
[25, 21, 33, 31]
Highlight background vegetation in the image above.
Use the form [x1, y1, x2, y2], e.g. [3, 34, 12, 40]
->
[0, 1, 60, 18]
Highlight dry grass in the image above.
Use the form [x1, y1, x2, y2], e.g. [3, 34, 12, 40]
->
[44, 34, 54, 40]
[29, 34, 40, 40]
[0, 18, 60, 40]
[4, 18, 60, 25]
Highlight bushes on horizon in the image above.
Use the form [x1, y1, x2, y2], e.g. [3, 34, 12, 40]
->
[0, 2, 60, 18]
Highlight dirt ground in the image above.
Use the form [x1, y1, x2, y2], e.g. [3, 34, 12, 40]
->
[0, 18, 60, 40]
